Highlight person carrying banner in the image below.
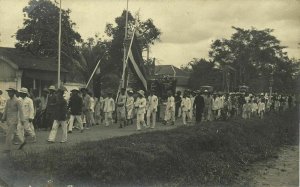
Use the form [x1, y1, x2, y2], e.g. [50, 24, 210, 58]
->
[117, 88, 127, 128]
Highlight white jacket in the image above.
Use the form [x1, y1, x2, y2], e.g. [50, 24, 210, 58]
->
[258, 102, 265, 113]
[181, 97, 191, 112]
[166, 96, 175, 111]
[136, 97, 147, 114]
[103, 97, 115, 113]
[20, 97, 34, 120]
[147, 95, 158, 112]
[126, 96, 135, 110]
[0, 95, 6, 113]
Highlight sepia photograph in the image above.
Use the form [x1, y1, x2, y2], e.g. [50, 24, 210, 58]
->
[0, 0, 299, 186]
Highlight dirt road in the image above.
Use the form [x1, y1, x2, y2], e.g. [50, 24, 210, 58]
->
[237, 145, 299, 187]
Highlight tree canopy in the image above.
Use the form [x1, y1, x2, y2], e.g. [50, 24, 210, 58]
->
[15, 0, 82, 60]
[185, 27, 299, 93]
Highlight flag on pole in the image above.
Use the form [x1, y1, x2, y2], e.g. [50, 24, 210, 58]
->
[127, 33, 148, 90]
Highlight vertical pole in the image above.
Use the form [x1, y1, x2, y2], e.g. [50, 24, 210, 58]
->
[57, 0, 62, 88]
[122, 0, 129, 88]
[33, 79, 36, 90]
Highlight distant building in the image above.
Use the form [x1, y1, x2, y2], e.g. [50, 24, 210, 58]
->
[0, 47, 68, 97]
[154, 65, 190, 92]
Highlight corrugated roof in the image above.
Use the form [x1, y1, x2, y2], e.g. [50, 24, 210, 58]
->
[0, 47, 68, 72]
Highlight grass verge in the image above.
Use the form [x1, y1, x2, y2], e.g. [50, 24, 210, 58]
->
[9, 109, 299, 186]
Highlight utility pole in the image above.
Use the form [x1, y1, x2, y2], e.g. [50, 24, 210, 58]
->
[57, 0, 62, 88]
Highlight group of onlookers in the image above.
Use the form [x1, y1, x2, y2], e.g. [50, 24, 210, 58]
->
[0, 85, 298, 153]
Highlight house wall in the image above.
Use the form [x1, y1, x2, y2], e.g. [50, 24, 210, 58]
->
[0, 59, 21, 99]
[0, 59, 16, 81]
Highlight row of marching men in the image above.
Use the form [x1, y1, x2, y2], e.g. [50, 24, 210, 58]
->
[0, 85, 164, 152]
[173, 90, 298, 122]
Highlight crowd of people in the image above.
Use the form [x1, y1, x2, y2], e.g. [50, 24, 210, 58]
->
[0, 85, 298, 153]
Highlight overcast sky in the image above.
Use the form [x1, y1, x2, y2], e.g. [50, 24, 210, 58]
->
[0, 0, 299, 67]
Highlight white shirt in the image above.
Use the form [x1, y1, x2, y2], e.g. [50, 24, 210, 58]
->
[212, 97, 220, 110]
[258, 102, 265, 112]
[126, 96, 135, 110]
[136, 97, 147, 114]
[181, 97, 191, 112]
[90, 97, 95, 112]
[103, 97, 115, 113]
[20, 97, 34, 119]
[147, 95, 158, 112]
[166, 96, 175, 111]
[0, 95, 6, 113]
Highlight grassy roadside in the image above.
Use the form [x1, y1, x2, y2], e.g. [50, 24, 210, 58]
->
[9, 109, 299, 186]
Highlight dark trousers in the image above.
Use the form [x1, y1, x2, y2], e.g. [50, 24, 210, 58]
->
[195, 110, 203, 123]
[45, 112, 55, 129]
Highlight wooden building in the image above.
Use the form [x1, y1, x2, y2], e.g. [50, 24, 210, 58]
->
[0, 47, 68, 97]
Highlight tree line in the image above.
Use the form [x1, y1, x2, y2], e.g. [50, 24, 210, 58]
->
[14, 0, 299, 95]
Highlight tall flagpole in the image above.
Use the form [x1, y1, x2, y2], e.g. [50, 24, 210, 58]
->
[57, 0, 62, 88]
[122, 0, 129, 88]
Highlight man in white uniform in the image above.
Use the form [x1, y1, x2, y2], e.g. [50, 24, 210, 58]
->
[17, 87, 37, 149]
[181, 92, 191, 125]
[163, 91, 175, 125]
[103, 93, 115, 127]
[146, 90, 158, 129]
[135, 90, 146, 131]
[126, 90, 135, 125]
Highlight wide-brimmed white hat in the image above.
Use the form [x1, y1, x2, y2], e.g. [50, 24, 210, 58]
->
[71, 87, 80, 92]
[19, 87, 28, 94]
[137, 90, 144, 97]
[48, 85, 56, 91]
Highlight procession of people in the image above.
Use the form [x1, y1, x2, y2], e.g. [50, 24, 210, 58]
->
[0, 85, 298, 153]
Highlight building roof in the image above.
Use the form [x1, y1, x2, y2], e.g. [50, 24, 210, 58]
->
[155, 65, 189, 77]
[154, 65, 190, 87]
[0, 47, 68, 72]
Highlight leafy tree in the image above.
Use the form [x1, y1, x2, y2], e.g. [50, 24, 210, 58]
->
[15, 0, 82, 64]
[208, 27, 297, 92]
[183, 58, 223, 90]
[76, 36, 117, 96]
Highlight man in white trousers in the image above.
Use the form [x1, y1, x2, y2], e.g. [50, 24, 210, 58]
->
[181, 92, 191, 126]
[17, 87, 37, 149]
[1, 88, 25, 153]
[48, 86, 68, 143]
[126, 90, 135, 125]
[103, 92, 115, 127]
[163, 91, 175, 125]
[146, 90, 158, 129]
[135, 90, 146, 131]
